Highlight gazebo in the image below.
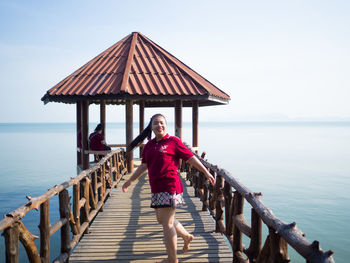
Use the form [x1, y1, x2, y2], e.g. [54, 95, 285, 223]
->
[41, 32, 230, 172]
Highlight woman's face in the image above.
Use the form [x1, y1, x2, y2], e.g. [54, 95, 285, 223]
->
[151, 116, 167, 139]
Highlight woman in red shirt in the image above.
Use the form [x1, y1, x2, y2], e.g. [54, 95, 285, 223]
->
[89, 124, 110, 151]
[122, 114, 215, 263]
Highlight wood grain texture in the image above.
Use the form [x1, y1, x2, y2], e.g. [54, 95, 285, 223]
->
[69, 172, 232, 262]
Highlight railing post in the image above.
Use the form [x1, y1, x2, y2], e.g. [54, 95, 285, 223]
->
[269, 228, 289, 262]
[197, 170, 205, 210]
[232, 192, 244, 254]
[224, 181, 233, 243]
[91, 171, 98, 209]
[73, 183, 81, 233]
[3, 222, 19, 263]
[81, 178, 90, 234]
[99, 164, 105, 212]
[113, 153, 118, 181]
[115, 152, 120, 176]
[245, 194, 262, 262]
[208, 170, 216, 215]
[39, 200, 50, 263]
[108, 156, 113, 189]
[59, 189, 70, 256]
[202, 169, 209, 211]
[215, 174, 224, 233]
[193, 170, 199, 197]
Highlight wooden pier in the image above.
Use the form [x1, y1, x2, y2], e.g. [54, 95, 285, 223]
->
[0, 149, 335, 263]
[69, 171, 232, 262]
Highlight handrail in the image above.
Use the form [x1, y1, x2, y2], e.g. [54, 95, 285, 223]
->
[0, 148, 127, 263]
[182, 145, 335, 263]
[0, 145, 335, 262]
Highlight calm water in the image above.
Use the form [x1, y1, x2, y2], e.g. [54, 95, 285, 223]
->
[0, 122, 349, 262]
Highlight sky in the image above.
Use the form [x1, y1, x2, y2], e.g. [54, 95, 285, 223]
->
[0, 0, 349, 123]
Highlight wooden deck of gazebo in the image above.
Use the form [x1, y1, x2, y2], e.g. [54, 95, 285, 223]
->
[69, 168, 232, 263]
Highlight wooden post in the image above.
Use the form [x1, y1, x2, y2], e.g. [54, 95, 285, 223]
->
[202, 170, 209, 211]
[100, 165, 106, 212]
[192, 100, 198, 150]
[224, 181, 233, 241]
[17, 221, 40, 263]
[91, 171, 98, 208]
[108, 156, 113, 188]
[208, 169, 216, 214]
[116, 152, 121, 177]
[100, 100, 106, 136]
[82, 100, 89, 169]
[245, 208, 262, 262]
[73, 184, 81, 233]
[39, 200, 50, 263]
[126, 100, 134, 173]
[269, 228, 289, 262]
[3, 222, 19, 263]
[232, 192, 244, 254]
[139, 100, 145, 157]
[215, 174, 224, 233]
[197, 171, 205, 211]
[175, 100, 182, 139]
[77, 101, 82, 166]
[81, 179, 90, 234]
[112, 154, 117, 181]
[59, 190, 70, 255]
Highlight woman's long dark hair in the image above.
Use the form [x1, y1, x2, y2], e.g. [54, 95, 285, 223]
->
[128, 114, 166, 152]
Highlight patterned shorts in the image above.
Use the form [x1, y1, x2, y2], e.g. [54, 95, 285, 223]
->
[150, 192, 184, 208]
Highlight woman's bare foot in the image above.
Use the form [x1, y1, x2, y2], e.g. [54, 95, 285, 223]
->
[182, 234, 194, 253]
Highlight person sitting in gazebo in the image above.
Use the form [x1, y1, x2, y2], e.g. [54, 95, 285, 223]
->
[89, 124, 111, 161]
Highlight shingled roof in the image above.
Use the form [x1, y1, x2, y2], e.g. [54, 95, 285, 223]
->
[41, 32, 230, 107]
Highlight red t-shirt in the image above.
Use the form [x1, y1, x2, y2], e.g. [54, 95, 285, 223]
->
[89, 132, 105, 151]
[142, 134, 194, 194]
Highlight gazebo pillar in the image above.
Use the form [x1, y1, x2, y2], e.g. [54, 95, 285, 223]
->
[76, 101, 82, 165]
[139, 100, 145, 157]
[126, 100, 134, 173]
[81, 100, 90, 169]
[175, 100, 182, 139]
[192, 100, 199, 152]
[100, 101, 106, 136]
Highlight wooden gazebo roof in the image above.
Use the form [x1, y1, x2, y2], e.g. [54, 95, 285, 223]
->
[41, 32, 230, 107]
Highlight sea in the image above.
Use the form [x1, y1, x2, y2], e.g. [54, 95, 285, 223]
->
[0, 122, 349, 262]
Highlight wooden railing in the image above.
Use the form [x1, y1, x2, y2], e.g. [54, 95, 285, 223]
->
[0, 149, 127, 263]
[0, 145, 336, 263]
[182, 150, 335, 263]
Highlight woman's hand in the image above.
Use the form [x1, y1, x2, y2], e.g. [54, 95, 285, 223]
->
[122, 180, 131, 192]
[121, 163, 148, 193]
[205, 172, 215, 186]
[186, 156, 216, 186]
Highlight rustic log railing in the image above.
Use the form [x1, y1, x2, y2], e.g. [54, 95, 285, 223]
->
[0, 144, 335, 263]
[0, 148, 127, 263]
[182, 148, 335, 263]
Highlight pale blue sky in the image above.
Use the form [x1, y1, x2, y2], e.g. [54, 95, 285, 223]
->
[1, 0, 349, 122]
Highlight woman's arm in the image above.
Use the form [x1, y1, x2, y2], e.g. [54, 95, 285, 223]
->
[186, 156, 215, 185]
[122, 163, 148, 192]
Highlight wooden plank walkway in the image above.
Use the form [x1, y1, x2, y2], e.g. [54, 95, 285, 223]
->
[69, 170, 232, 263]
